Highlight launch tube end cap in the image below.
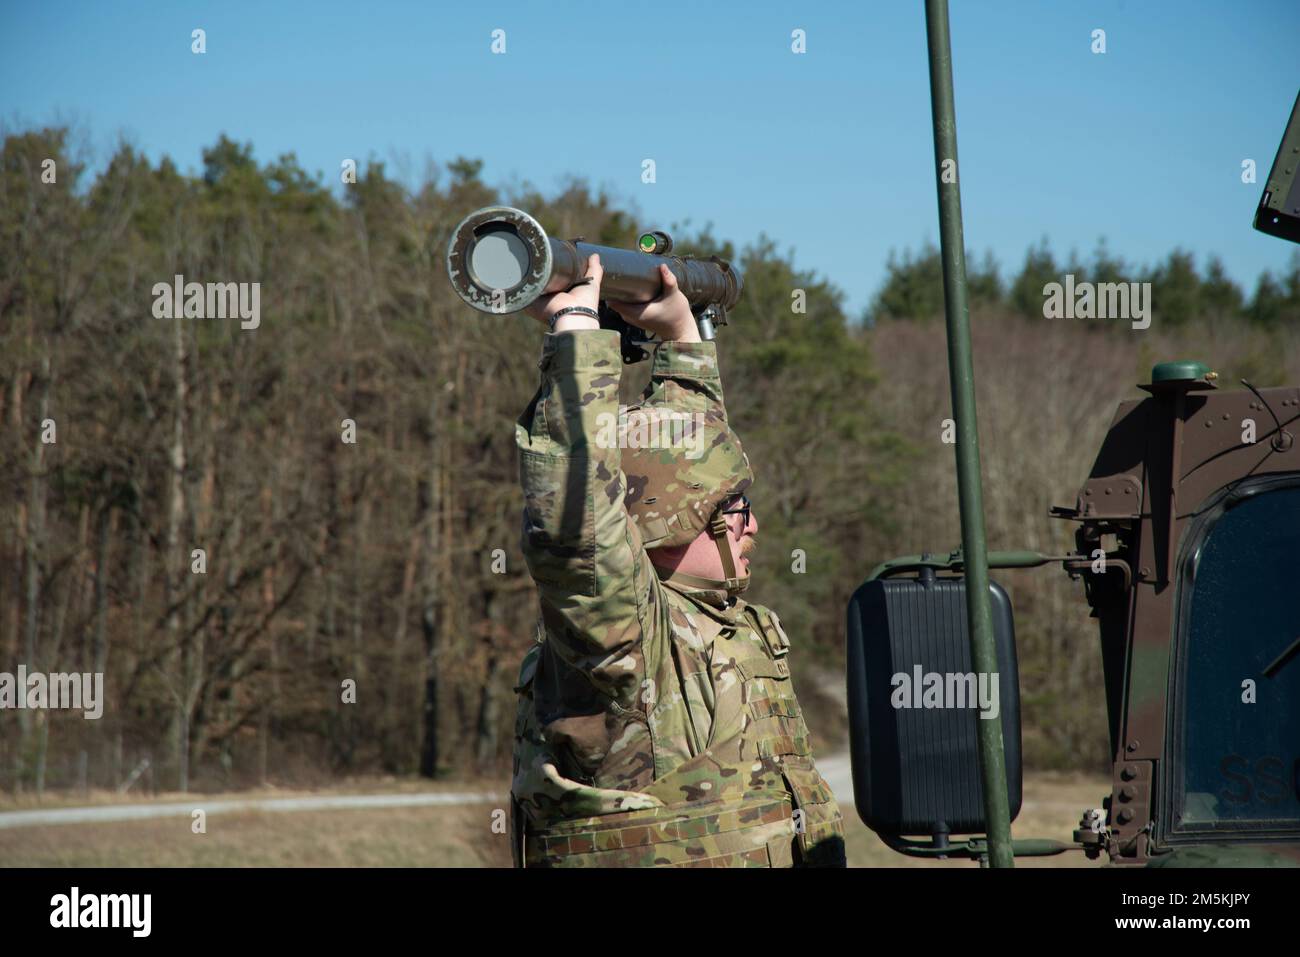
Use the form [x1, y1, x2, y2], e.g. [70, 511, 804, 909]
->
[446, 206, 553, 314]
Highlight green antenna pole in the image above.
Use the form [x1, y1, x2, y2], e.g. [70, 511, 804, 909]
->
[923, 0, 1014, 869]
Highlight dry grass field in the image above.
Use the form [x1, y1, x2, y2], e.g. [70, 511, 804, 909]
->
[1, 770, 1108, 868]
[1, 804, 513, 868]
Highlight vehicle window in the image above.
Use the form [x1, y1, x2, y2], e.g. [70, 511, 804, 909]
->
[1177, 485, 1300, 828]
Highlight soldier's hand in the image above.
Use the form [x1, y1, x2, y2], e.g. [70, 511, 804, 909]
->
[525, 254, 603, 328]
[607, 264, 701, 342]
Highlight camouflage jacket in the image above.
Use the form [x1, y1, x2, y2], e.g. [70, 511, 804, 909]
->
[510, 330, 845, 867]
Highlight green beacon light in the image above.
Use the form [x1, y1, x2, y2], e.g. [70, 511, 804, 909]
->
[638, 230, 673, 255]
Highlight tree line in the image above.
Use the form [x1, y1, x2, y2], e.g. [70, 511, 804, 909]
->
[871, 237, 1300, 327]
[1, 126, 1296, 796]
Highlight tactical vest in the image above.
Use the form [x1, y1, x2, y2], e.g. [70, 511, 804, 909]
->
[510, 584, 847, 868]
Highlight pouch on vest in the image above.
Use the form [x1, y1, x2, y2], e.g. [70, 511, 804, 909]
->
[514, 642, 541, 694]
[750, 606, 791, 659]
[779, 755, 847, 867]
[510, 794, 527, 869]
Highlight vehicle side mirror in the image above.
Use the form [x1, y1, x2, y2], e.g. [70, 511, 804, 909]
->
[845, 571, 1023, 848]
[1254, 90, 1300, 244]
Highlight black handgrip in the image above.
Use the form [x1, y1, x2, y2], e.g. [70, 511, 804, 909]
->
[597, 302, 653, 364]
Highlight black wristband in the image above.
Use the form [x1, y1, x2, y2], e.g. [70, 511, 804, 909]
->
[549, 305, 600, 329]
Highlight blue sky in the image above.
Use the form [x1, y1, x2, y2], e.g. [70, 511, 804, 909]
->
[2, 0, 1296, 318]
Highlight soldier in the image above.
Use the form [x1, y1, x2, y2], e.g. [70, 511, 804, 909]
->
[509, 252, 846, 867]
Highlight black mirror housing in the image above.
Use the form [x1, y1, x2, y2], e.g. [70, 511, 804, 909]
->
[1253, 90, 1300, 245]
[846, 574, 1023, 840]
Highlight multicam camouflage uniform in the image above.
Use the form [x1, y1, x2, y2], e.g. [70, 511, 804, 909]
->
[510, 329, 846, 867]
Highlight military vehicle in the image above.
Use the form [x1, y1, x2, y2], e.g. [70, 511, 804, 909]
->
[846, 4, 1299, 868]
[847, 360, 1300, 867]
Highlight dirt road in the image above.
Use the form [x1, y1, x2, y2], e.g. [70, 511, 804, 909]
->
[0, 790, 503, 830]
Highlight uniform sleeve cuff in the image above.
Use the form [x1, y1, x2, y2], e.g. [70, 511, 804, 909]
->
[540, 329, 622, 373]
[650, 339, 719, 379]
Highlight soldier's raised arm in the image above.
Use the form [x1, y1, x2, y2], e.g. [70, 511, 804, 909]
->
[515, 256, 658, 702]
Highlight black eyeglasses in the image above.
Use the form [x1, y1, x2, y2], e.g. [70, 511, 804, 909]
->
[719, 494, 751, 528]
